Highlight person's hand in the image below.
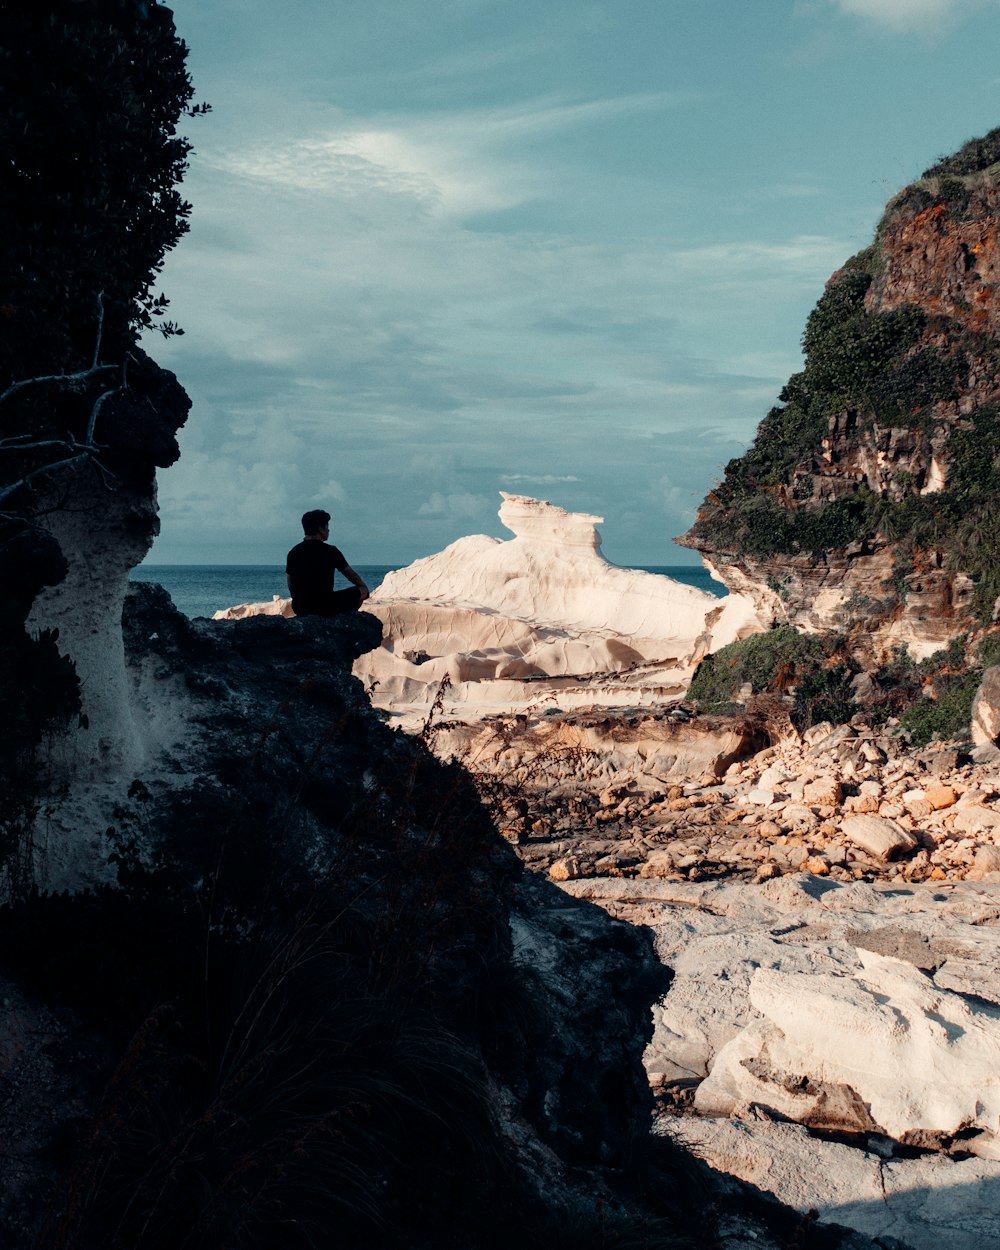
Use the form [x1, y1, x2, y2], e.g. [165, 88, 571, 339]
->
[359, 586, 371, 603]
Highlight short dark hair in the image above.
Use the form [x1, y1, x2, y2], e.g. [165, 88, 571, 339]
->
[301, 509, 331, 536]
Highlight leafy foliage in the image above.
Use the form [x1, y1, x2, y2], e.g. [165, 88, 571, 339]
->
[923, 126, 1000, 178]
[688, 622, 994, 743]
[0, 0, 200, 382]
[691, 245, 966, 560]
[899, 669, 981, 746]
[687, 625, 858, 730]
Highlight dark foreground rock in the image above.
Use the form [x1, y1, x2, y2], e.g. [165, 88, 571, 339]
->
[0, 584, 688, 1249]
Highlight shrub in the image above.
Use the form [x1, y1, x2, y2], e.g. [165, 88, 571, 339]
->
[688, 626, 857, 729]
[689, 244, 966, 561]
[900, 669, 981, 746]
[923, 127, 1000, 178]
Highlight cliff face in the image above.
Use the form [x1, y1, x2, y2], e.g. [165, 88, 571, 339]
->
[1, 586, 673, 1246]
[22, 351, 190, 777]
[681, 128, 1000, 663]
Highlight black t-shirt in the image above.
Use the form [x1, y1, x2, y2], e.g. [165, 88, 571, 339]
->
[285, 540, 348, 605]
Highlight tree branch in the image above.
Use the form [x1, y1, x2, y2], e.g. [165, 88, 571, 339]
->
[0, 363, 118, 408]
[0, 453, 92, 507]
[90, 291, 105, 371]
[85, 386, 118, 444]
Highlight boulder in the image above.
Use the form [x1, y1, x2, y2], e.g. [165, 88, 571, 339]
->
[697, 949, 1000, 1150]
[972, 665, 1000, 747]
[840, 814, 918, 861]
[952, 806, 1000, 835]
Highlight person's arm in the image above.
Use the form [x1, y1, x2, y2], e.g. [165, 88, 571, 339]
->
[342, 564, 370, 603]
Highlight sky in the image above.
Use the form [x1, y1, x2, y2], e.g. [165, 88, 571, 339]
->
[143, 0, 1000, 567]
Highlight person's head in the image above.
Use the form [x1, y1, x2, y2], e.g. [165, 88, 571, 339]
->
[301, 509, 331, 537]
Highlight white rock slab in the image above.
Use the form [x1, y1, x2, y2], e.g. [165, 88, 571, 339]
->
[673, 1116, 1000, 1250]
[557, 875, 1000, 1155]
[697, 949, 1000, 1145]
[841, 814, 918, 860]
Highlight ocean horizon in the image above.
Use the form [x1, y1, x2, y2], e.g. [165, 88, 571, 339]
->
[131, 562, 726, 620]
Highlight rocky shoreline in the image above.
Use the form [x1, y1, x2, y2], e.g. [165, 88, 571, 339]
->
[424, 701, 1000, 1249]
[435, 703, 1000, 887]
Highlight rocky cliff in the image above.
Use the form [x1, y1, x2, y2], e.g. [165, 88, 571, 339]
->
[0, 586, 688, 1248]
[681, 126, 1000, 665]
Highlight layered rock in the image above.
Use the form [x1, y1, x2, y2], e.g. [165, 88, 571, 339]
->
[352, 493, 761, 722]
[24, 351, 190, 778]
[2, 582, 681, 1245]
[681, 128, 1000, 664]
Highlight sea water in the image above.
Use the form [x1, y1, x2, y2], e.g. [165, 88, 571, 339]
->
[130, 562, 725, 621]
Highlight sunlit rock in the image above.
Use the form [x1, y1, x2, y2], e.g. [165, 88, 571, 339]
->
[353, 493, 762, 721]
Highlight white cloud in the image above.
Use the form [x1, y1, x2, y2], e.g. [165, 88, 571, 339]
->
[311, 479, 346, 504]
[830, 0, 986, 31]
[207, 90, 697, 219]
[672, 234, 851, 276]
[417, 491, 491, 518]
[500, 473, 581, 484]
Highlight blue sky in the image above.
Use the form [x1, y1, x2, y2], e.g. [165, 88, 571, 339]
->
[144, 0, 1000, 566]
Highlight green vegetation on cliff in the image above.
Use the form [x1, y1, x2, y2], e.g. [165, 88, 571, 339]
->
[689, 623, 995, 746]
[690, 246, 968, 561]
[686, 132, 1000, 625]
[688, 626, 858, 730]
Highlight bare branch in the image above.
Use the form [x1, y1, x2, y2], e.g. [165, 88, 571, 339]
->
[85, 387, 118, 444]
[0, 436, 108, 457]
[91, 291, 105, 370]
[0, 442, 86, 457]
[0, 363, 118, 408]
[0, 453, 92, 507]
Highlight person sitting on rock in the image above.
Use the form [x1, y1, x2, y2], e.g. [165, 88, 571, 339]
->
[285, 509, 370, 616]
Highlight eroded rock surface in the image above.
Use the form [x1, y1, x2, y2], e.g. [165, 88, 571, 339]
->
[680, 138, 1000, 665]
[3, 581, 673, 1244]
[350, 493, 762, 722]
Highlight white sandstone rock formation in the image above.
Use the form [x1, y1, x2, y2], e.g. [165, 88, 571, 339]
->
[697, 948, 1000, 1145]
[352, 494, 761, 721]
[214, 595, 294, 620]
[558, 872, 1000, 1248]
[26, 475, 155, 778]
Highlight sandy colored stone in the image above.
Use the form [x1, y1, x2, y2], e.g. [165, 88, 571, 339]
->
[638, 852, 677, 879]
[925, 785, 958, 811]
[952, 806, 1000, 834]
[673, 1117, 1000, 1250]
[780, 803, 820, 831]
[698, 949, 1000, 1149]
[803, 777, 842, 807]
[968, 845, 1000, 880]
[841, 814, 918, 861]
[548, 857, 581, 881]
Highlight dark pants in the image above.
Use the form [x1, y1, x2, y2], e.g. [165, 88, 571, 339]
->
[291, 587, 363, 617]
